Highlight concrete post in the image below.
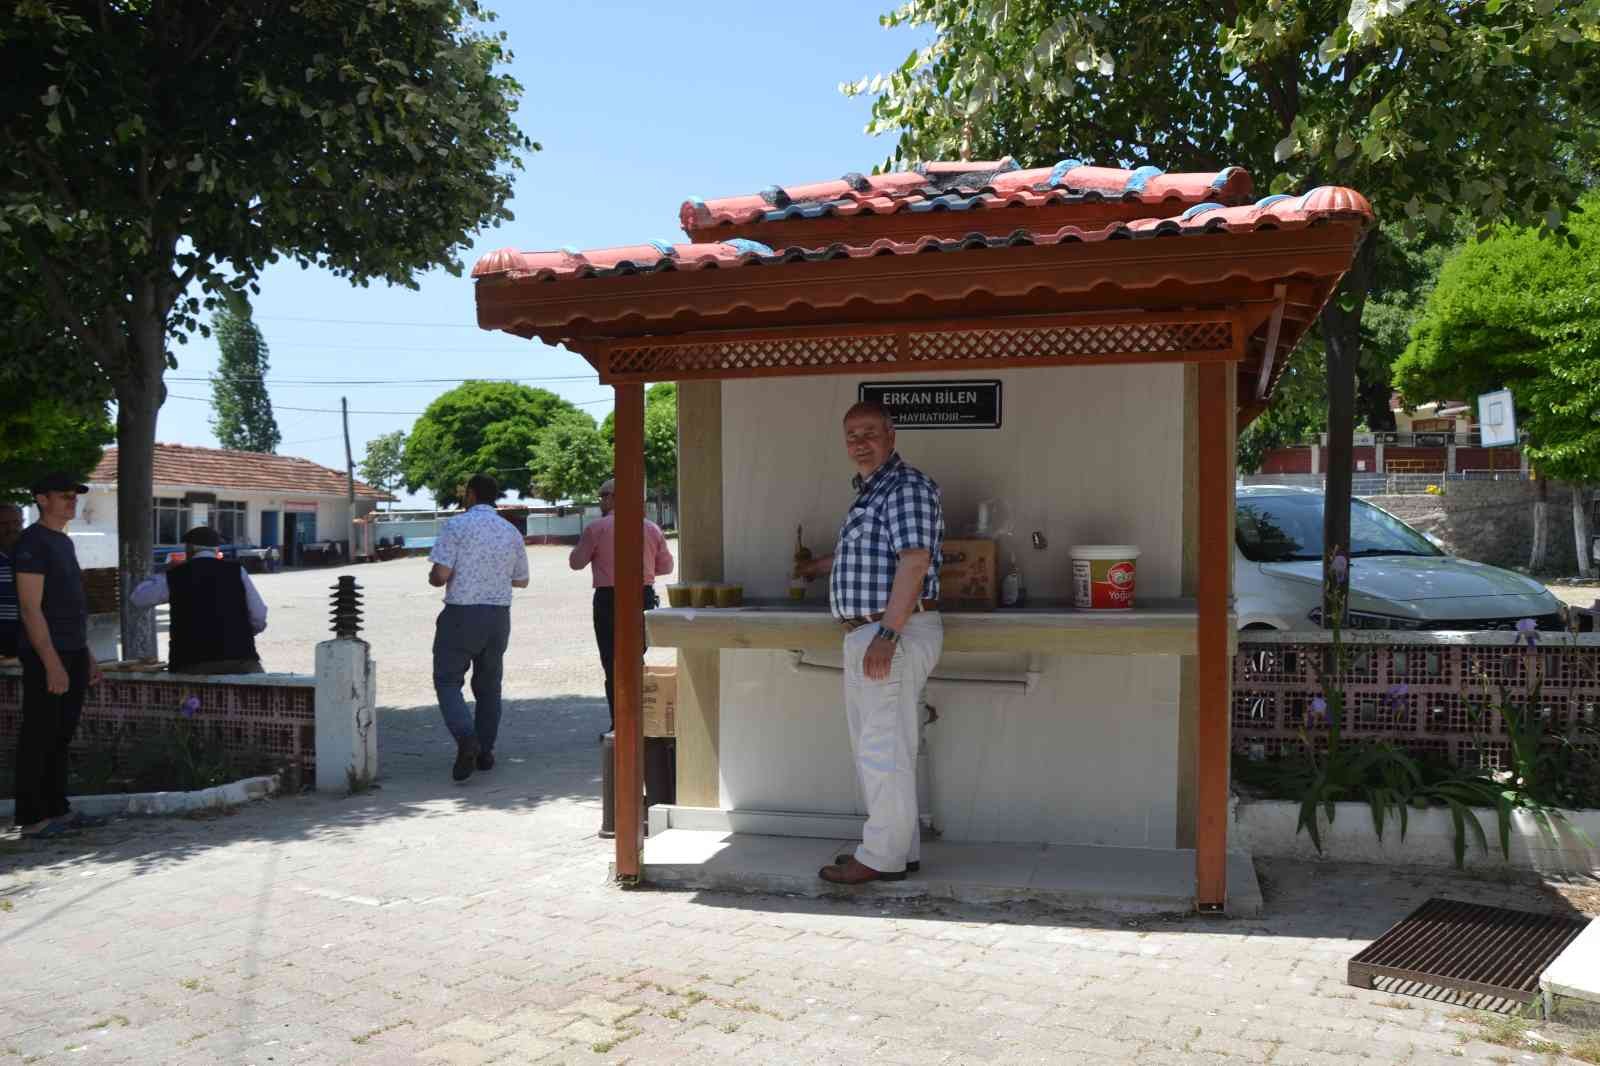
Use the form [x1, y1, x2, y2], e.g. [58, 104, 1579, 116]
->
[315, 639, 377, 792]
[1309, 444, 1320, 475]
[1446, 444, 1457, 475]
[1374, 441, 1385, 475]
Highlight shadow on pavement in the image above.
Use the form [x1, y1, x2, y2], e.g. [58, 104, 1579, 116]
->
[0, 693, 613, 890]
[672, 855, 1594, 943]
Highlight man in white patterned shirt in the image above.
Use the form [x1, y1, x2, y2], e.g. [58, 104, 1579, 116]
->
[428, 474, 530, 782]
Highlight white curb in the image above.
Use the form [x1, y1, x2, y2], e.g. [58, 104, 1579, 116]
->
[1, 773, 280, 822]
[1234, 797, 1600, 876]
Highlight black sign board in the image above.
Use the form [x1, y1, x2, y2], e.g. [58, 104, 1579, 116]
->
[1415, 432, 1449, 447]
[858, 380, 1002, 430]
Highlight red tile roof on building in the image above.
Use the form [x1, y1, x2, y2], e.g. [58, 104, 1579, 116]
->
[679, 158, 1256, 234]
[90, 443, 392, 500]
[473, 185, 1373, 284]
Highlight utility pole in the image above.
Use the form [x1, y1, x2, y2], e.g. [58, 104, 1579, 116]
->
[342, 396, 356, 563]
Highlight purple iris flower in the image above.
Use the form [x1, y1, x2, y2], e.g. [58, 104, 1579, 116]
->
[1330, 554, 1349, 581]
[1307, 696, 1329, 726]
[1387, 683, 1409, 699]
[1515, 618, 1538, 646]
[180, 695, 201, 719]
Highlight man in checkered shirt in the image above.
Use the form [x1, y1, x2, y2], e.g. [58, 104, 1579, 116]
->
[797, 400, 943, 884]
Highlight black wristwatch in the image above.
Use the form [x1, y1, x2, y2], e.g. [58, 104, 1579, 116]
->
[874, 623, 900, 644]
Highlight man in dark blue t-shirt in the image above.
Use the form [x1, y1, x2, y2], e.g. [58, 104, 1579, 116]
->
[0, 503, 20, 657]
[12, 472, 103, 839]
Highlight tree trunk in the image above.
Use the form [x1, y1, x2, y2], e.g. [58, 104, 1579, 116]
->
[114, 316, 169, 661]
[1573, 483, 1594, 580]
[1530, 477, 1549, 572]
[1318, 237, 1378, 627]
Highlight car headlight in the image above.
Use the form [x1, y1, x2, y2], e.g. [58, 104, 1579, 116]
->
[1307, 607, 1428, 630]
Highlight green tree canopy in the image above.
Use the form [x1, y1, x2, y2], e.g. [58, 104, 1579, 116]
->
[528, 410, 609, 503]
[405, 382, 580, 506]
[0, 265, 115, 501]
[1, 0, 535, 655]
[1394, 192, 1600, 486]
[601, 383, 679, 501]
[209, 308, 281, 453]
[0, 384, 114, 506]
[358, 430, 408, 508]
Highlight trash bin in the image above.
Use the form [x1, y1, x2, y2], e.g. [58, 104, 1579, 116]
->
[598, 732, 676, 839]
[599, 732, 615, 839]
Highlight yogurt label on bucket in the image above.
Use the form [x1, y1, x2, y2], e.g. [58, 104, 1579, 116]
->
[1069, 546, 1140, 609]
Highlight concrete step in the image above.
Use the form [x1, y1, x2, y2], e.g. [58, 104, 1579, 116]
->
[636, 828, 1262, 916]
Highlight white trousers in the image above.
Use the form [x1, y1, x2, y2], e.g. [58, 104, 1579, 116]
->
[843, 612, 943, 873]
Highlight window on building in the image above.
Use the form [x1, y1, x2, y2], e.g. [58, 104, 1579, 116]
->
[212, 501, 248, 545]
[153, 497, 185, 546]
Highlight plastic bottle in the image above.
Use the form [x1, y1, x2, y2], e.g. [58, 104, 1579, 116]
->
[1000, 564, 1022, 608]
[790, 525, 812, 600]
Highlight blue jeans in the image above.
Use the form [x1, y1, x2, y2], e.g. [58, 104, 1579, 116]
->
[432, 605, 511, 751]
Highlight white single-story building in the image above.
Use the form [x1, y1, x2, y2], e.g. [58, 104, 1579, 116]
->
[73, 443, 391, 568]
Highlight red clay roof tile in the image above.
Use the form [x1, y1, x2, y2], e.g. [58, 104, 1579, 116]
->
[90, 443, 392, 500]
[679, 160, 1256, 235]
[474, 186, 1373, 284]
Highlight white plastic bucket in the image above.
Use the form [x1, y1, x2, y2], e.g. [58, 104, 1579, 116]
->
[1070, 545, 1141, 609]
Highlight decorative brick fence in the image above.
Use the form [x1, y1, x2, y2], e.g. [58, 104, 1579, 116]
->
[1234, 631, 1600, 787]
[0, 666, 318, 787]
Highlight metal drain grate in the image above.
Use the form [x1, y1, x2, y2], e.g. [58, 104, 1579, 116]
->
[1349, 898, 1589, 1004]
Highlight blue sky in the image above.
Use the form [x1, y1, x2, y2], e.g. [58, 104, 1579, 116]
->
[156, 2, 929, 508]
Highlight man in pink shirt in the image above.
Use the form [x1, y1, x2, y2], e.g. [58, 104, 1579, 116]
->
[569, 478, 675, 733]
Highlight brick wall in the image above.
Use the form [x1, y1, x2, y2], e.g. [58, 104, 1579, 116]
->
[1376, 481, 1580, 574]
[0, 669, 316, 785]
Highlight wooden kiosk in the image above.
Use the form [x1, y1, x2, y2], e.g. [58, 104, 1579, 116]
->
[472, 159, 1371, 912]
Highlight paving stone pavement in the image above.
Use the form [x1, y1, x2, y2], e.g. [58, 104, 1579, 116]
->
[3, 551, 1598, 1064]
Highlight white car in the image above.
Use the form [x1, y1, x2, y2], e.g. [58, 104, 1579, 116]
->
[1234, 486, 1565, 631]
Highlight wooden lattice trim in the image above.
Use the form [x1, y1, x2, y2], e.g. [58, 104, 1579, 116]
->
[907, 320, 1233, 362]
[601, 316, 1237, 383]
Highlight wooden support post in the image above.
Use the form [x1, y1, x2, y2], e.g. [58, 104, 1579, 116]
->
[1195, 362, 1233, 912]
[613, 383, 646, 882]
[1176, 366, 1200, 849]
[674, 381, 724, 807]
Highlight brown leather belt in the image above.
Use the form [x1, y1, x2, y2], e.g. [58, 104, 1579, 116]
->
[841, 599, 940, 631]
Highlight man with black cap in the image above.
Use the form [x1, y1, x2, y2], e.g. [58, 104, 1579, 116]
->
[12, 472, 103, 839]
[129, 526, 268, 674]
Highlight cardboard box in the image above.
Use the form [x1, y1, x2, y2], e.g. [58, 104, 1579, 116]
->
[642, 665, 677, 737]
[939, 538, 998, 610]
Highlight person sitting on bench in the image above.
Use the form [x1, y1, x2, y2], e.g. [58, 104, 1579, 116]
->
[130, 526, 268, 674]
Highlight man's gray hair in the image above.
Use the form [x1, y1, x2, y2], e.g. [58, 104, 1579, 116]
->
[842, 400, 895, 430]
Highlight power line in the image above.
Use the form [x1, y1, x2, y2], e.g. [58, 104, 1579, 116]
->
[165, 392, 613, 415]
[170, 373, 598, 387]
[255, 314, 487, 329]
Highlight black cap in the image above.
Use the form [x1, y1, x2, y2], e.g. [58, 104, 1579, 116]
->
[181, 526, 222, 547]
[30, 472, 89, 495]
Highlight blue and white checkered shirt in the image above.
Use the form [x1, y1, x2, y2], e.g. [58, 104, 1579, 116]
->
[829, 453, 942, 621]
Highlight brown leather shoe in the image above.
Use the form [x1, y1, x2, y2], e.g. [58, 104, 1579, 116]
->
[835, 853, 919, 873]
[818, 857, 906, 884]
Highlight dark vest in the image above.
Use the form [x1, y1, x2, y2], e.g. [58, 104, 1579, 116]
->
[167, 557, 258, 671]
